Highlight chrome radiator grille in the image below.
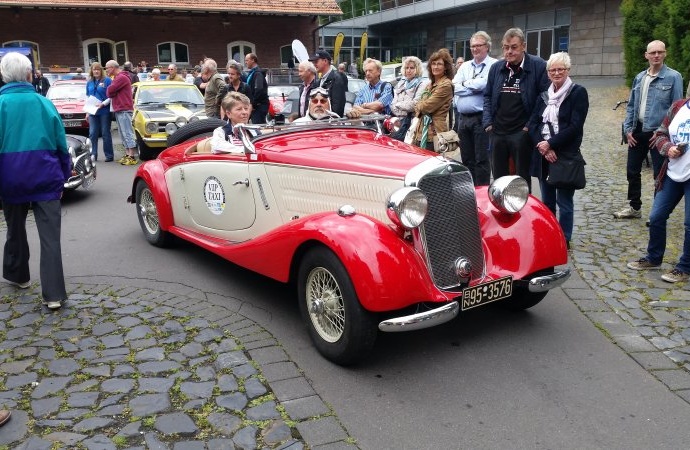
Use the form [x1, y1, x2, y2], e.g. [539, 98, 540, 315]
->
[417, 167, 484, 289]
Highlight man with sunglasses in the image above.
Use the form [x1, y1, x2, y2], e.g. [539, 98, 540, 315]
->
[293, 88, 338, 123]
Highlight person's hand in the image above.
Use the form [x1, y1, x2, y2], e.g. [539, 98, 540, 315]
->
[668, 145, 684, 159]
[485, 125, 492, 133]
[545, 149, 557, 163]
[627, 131, 637, 147]
[346, 109, 362, 119]
[537, 140, 550, 155]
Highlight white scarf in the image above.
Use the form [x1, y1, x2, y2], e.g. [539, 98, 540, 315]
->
[541, 77, 573, 134]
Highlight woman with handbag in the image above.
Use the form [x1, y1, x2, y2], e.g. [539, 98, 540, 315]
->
[390, 56, 425, 141]
[528, 52, 589, 249]
[412, 48, 455, 151]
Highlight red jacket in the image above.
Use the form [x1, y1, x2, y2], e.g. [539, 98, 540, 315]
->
[106, 70, 133, 112]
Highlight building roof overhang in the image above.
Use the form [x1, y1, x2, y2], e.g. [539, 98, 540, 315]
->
[0, 0, 342, 16]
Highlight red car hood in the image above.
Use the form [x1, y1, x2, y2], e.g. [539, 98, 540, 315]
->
[256, 127, 432, 179]
[51, 99, 85, 113]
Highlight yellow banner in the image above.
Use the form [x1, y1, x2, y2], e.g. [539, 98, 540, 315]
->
[334, 33, 345, 63]
[360, 32, 368, 64]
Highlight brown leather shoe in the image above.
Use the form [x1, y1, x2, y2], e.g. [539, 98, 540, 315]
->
[0, 409, 11, 426]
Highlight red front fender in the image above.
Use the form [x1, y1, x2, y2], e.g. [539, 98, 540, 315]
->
[129, 160, 174, 232]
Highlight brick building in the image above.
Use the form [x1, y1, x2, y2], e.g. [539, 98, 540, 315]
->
[0, 0, 341, 73]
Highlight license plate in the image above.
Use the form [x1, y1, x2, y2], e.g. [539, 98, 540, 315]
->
[63, 120, 81, 128]
[461, 276, 513, 311]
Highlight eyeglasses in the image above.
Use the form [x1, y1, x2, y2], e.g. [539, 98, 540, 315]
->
[470, 43, 487, 49]
[647, 51, 666, 56]
[311, 97, 328, 105]
[547, 68, 568, 74]
[502, 44, 522, 51]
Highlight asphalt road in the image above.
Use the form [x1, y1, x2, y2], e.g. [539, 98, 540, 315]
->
[39, 138, 690, 448]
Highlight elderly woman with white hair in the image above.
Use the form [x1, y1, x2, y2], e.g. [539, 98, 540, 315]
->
[528, 51, 589, 250]
[0, 52, 71, 310]
[390, 56, 425, 141]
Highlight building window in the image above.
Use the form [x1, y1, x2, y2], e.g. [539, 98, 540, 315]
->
[2, 40, 40, 65]
[227, 41, 256, 69]
[158, 42, 189, 65]
[445, 25, 483, 61]
[280, 45, 298, 67]
[516, 8, 571, 59]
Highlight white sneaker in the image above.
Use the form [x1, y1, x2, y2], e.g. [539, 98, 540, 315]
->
[8, 280, 30, 289]
[613, 206, 641, 219]
[45, 300, 63, 310]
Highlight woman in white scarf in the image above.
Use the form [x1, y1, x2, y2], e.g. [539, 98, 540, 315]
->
[528, 52, 589, 249]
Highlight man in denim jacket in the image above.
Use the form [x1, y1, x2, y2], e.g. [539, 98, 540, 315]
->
[614, 40, 683, 219]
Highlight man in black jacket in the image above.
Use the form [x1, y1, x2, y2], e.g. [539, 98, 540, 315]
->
[244, 53, 269, 124]
[309, 50, 346, 117]
[33, 69, 50, 96]
[483, 28, 549, 191]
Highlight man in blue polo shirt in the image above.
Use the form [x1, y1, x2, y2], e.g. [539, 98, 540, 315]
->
[346, 58, 393, 118]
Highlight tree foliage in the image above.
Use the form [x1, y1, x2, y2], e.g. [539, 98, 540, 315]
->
[621, 0, 690, 87]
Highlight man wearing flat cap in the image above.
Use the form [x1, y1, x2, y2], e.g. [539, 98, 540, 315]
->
[309, 50, 346, 117]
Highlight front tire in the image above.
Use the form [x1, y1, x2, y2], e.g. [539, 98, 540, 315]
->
[297, 247, 377, 365]
[501, 268, 553, 311]
[135, 180, 173, 247]
[137, 134, 158, 161]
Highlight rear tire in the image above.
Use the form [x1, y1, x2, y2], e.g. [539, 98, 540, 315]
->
[297, 247, 377, 365]
[135, 180, 173, 247]
[167, 118, 226, 147]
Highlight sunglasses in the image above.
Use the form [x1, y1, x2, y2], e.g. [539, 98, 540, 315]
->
[311, 97, 328, 105]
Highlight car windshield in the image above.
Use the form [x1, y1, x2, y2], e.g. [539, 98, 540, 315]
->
[47, 84, 86, 101]
[137, 86, 204, 106]
[268, 86, 298, 98]
[348, 78, 366, 94]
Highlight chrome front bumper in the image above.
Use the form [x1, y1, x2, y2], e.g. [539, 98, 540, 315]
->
[378, 268, 571, 333]
[379, 302, 459, 332]
[528, 268, 571, 292]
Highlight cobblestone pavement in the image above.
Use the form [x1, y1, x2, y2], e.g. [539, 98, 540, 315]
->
[0, 277, 355, 449]
[569, 80, 690, 403]
[2, 81, 690, 448]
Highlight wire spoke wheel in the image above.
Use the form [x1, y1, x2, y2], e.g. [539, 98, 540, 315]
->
[306, 267, 346, 343]
[138, 187, 159, 235]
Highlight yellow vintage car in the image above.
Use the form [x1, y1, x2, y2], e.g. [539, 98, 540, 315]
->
[132, 81, 207, 160]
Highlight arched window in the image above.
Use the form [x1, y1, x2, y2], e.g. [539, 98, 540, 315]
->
[158, 42, 189, 65]
[82, 38, 128, 68]
[2, 40, 40, 65]
[280, 44, 298, 67]
[227, 41, 255, 68]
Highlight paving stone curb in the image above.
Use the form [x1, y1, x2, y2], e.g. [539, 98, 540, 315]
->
[0, 276, 359, 449]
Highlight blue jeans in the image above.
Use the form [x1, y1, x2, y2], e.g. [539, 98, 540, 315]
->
[88, 113, 113, 160]
[539, 178, 575, 241]
[114, 110, 136, 150]
[646, 175, 690, 273]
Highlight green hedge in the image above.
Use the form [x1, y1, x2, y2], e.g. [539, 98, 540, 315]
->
[622, 0, 690, 87]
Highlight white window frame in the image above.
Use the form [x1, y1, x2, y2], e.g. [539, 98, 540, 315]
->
[227, 41, 256, 69]
[157, 41, 190, 65]
[2, 40, 40, 65]
[83, 38, 117, 69]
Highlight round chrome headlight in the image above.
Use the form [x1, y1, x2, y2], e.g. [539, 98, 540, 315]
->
[84, 138, 92, 153]
[165, 123, 178, 135]
[386, 187, 428, 229]
[175, 116, 188, 128]
[488, 175, 529, 214]
[145, 122, 158, 134]
[188, 116, 200, 123]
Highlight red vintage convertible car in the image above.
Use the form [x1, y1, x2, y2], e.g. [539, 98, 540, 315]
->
[128, 117, 570, 365]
